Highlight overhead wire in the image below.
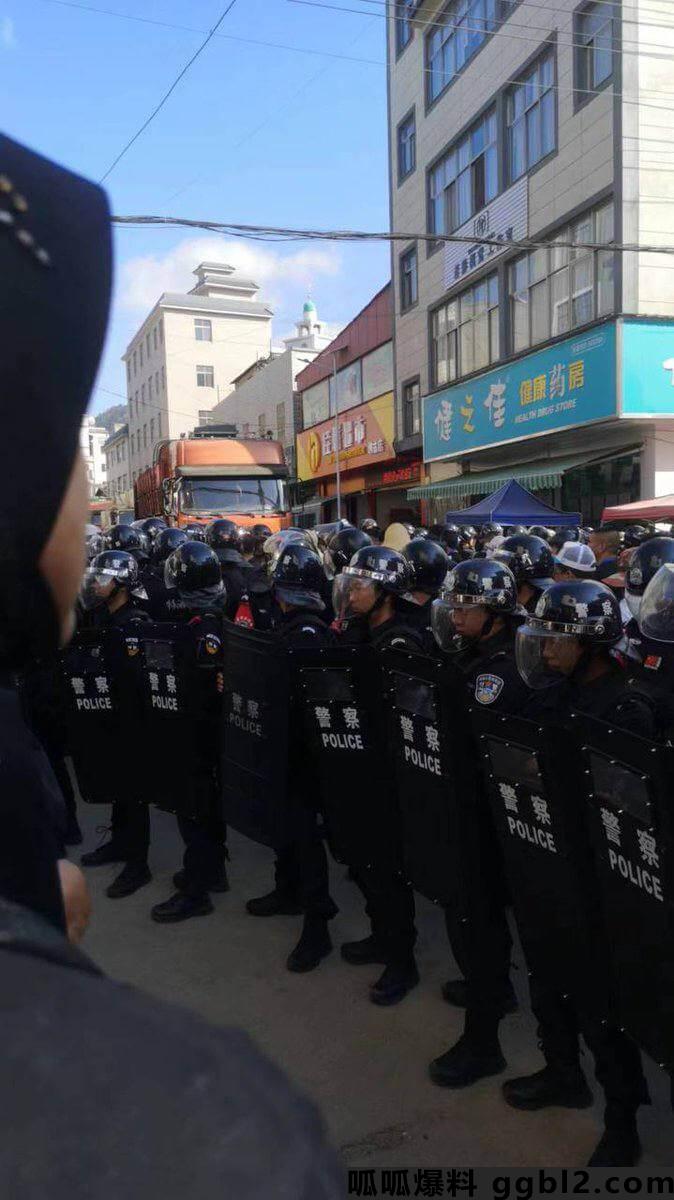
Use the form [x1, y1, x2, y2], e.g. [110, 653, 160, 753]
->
[99, 0, 240, 183]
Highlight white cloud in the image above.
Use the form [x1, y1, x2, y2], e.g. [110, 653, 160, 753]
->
[119, 236, 341, 314]
[0, 16, 15, 49]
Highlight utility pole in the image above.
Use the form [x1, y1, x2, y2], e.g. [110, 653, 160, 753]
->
[332, 352, 342, 521]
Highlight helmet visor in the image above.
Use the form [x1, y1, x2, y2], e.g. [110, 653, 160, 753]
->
[430, 598, 457, 650]
[515, 624, 579, 689]
[639, 563, 674, 642]
[625, 587, 642, 621]
[332, 573, 379, 621]
[79, 568, 118, 611]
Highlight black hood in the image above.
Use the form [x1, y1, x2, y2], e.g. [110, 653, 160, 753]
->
[0, 134, 112, 667]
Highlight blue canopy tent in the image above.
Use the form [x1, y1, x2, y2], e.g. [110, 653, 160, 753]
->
[443, 479, 581, 527]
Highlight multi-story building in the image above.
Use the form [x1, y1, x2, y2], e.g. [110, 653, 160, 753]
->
[388, 0, 674, 523]
[207, 300, 342, 474]
[79, 414, 108, 497]
[295, 284, 421, 525]
[102, 423, 131, 510]
[122, 262, 273, 487]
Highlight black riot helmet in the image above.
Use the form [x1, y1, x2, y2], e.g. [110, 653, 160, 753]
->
[360, 517, 383, 543]
[516, 580, 623, 689]
[491, 548, 527, 587]
[479, 521, 503, 540]
[205, 519, 244, 553]
[85, 531, 105, 562]
[151, 527, 188, 568]
[403, 537, 449, 596]
[639, 562, 674, 642]
[138, 516, 167, 543]
[106, 523, 148, 560]
[624, 536, 674, 620]
[500, 533, 555, 590]
[549, 525, 581, 551]
[459, 525, 477, 542]
[528, 525, 551, 542]
[431, 557, 519, 650]
[272, 543, 326, 611]
[251, 522, 272, 550]
[80, 550, 139, 611]
[164, 541, 224, 596]
[623, 524, 650, 550]
[183, 521, 206, 542]
[324, 527, 372, 578]
[334, 545, 412, 622]
[413, 526, 429, 539]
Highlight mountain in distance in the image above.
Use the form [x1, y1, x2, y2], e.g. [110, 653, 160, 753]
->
[96, 403, 127, 433]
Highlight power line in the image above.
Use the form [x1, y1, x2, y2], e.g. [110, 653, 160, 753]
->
[99, 0, 240, 183]
[111, 214, 674, 256]
[353, 0, 674, 38]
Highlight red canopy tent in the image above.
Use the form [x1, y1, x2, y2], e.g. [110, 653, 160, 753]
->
[602, 495, 674, 522]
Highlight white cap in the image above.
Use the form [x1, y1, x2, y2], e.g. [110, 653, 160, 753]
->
[554, 541, 596, 573]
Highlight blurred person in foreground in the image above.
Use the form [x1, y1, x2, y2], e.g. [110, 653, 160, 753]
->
[0, 131, 342, 1200]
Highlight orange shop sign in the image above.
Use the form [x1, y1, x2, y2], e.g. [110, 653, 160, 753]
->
[296, 393, 395, 482]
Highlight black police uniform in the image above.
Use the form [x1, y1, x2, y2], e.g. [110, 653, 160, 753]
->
[215, 549, 249, 621]
[517, 661, 651, 1140]
[90, 598, 151, 869]
[19, 651, 80, 844]
[161, 593, 228, 901]
[273, 608, 338, 923]
[623, 619, 674, 740]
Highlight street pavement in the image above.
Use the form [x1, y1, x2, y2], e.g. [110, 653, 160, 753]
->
[79, 803, 673, 1176]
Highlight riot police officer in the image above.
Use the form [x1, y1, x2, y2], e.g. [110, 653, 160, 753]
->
[399, 537, 449, 645]
[324, 527, 372, 579]
[78, 550, 152, 899]
[427, 558, 524, 1086]
[499, 533, 556, 613]
[106, 522, 151, 570]
[246, 544, 338, 973]
[150, 541, 229, 923]
[334, 546, 421, 1004]
[183, 521, 207, 542]
[138, 515, 168, 544]
[360, 517, 383, 545]
[205, 519, 250, 619]
[512, 580, 652, 1167]
[474, 522, 503, 554]
[141, 526, 189, 619]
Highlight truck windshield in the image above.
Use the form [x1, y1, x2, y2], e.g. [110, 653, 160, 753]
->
[180, 477, 287, 515]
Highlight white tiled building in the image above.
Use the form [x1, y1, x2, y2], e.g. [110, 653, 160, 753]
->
[122, 262, 273, 486]
[80, 415, 108, 497]
[388, 0, 674, 522]
[103, 423, 130, 506]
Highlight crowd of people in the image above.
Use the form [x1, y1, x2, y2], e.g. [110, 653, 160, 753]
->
[59, 508, 674, 1173]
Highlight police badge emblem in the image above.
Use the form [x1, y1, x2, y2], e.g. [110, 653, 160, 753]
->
[126, 637, 139, 657]
[475, 673, 504, 705]
[205, 634, 221, 655]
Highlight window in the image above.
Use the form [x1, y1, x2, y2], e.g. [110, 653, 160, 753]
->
[402, 379, 421, 438]
[576, 2, 612, 95]
[196, 365, 214, 388]
[161, 366, 166, 391]
[400, 245, 418, 311]
[134, 390, 139, 414]
[507, 50, 555, 182]
[258, 412, 267, 436]
[180, 477, 286, 515]
[126, 362, 131, 383]
[155, 370, 160, 395]
[133, 351, 137, 376]
[141, 383, 146, 405]
[143, 425, 148, 449]
[431, 273, 499, 385]
[159, 319, 164, 345]
[194, 318, 213, 342]
[148, 375, 153, 400]
[276, 402, 286, 445]
[427, 0, 497, 103]
[429, 109, 498, 241]
[130, 433, 135, 455]
[150, 417, 155, 442]
[157, 411, 161, 437]
[153, 325, 158, 351]
[397, 111, 416, 181]
[395, 1, 413, 54]
[139, 343, 143, 367]
[146, 333, 151, 358]
[509, 201, 614, 352]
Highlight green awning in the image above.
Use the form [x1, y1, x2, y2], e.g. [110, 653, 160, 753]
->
[407, 455, 599, 502]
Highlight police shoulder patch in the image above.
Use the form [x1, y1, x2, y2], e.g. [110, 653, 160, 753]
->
[205, 634, 221, 655]
[475, 673, 505, 705]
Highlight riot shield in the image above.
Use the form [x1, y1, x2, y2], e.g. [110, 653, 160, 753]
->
[379, 649, 479, 905]
[132, 621, 222, 819]
[220, 624, 293, 849]
[471, 708, 610, 1020]
[576, 716, 674, 1071]
[294, 644, 392, 866]
[61, 627, 139, 804]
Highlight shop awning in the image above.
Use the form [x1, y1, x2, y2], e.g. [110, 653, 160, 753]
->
[408, 448, 641, 502]
[602, 494, 674, 522]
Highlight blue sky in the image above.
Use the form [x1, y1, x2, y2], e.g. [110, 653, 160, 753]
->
[1, 0, 391, 413]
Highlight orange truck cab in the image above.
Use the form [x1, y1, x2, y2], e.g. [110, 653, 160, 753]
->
[134, 427, 290, 532]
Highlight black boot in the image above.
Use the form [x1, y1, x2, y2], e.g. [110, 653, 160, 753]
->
[442, 978, 518, 1015]
[341, 935, 387, 966]
[246, 889, 303, 917]
[429, 1034, 506, 1088]
[286, 916, 332, 973]
[151, 892, 214, 923]
[370, 961, 419, 1007]
[503, 1064, 593, 1111]
[106, 862, 152, 899]
[587, 1106, 641, 1168]
[174, 867, 229, 894]
[81, 839, 125, 867]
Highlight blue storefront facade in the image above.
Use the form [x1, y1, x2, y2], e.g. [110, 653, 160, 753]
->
[410, 319, 674, 525]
